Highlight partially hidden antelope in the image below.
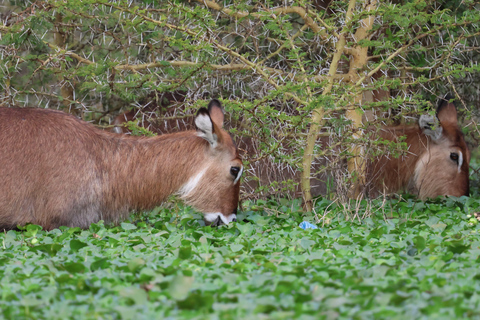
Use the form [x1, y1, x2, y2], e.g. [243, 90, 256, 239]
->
[0, 99, 243, 230]
[366, 95, 470, 199]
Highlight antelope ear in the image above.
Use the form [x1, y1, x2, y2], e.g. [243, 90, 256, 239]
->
[420, 94, 459, 142]
[437, 94, 458, 126]
[207, 99, 225, 128]
[195, 107, 218, 147]
[419, 114, 443, 141]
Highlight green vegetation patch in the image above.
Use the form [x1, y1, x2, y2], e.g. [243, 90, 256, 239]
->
[1, 197, 480, 319]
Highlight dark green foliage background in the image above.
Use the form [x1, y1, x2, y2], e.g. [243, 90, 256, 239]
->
[2, 0, 480, 199]
[1, 197, 480, 319]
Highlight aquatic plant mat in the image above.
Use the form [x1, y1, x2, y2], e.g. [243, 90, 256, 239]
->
[1, 197, 480, 319]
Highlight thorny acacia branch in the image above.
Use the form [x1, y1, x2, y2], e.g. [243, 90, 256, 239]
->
[194, 0, 329, 40]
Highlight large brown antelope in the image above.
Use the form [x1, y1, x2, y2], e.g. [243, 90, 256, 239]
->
[366, 95, 470, 199]
[0, 99, 243, 230]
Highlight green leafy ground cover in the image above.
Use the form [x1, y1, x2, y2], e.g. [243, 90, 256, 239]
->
[1, 197, 480, 320]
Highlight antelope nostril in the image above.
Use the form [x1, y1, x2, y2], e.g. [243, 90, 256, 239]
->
[211, 216, 222, 227]
[232, 218, 237, 222]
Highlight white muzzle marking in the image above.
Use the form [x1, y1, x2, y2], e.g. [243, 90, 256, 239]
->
[204, 212, 237, 225]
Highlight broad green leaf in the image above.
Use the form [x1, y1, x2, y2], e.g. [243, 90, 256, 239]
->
[169, 274, 194, 300]
[69, 239, 88, 252]
[178, 245, 193, 259]
[414, 236, 426, 251]
[119, 287, 148, 305]
[30, 244, 63, 257]
[128, 258, 145, 272]
[121, 223, 137, 230]
[90, 258, 111, 271]
[63, 262, 87, 274]
[230, 244, 244, 252]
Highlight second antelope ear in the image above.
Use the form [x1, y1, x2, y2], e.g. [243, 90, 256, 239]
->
[208, 99, 225, 129]
[437, 94, 459, 126]
[195, 107, 218, 147]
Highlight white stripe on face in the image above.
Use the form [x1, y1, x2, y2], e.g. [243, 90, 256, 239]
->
[178, 167, 207, 197]
[204, 212, 237, 225]
[234, 165, 243, 185]
[457, 151, 463, 173]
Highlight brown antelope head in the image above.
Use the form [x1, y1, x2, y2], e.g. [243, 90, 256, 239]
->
[178, 100, 243, 226]
[368, 95, 470, 199]
[413, 95, 470, 198]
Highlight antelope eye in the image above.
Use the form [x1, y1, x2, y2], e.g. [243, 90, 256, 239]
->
[450, 152, 459, 163]
[230, 166, 241, 178]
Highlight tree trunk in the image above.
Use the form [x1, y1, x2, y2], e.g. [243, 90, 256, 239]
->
[301, 0, 357, 211]
[345, 0, 378, 198]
